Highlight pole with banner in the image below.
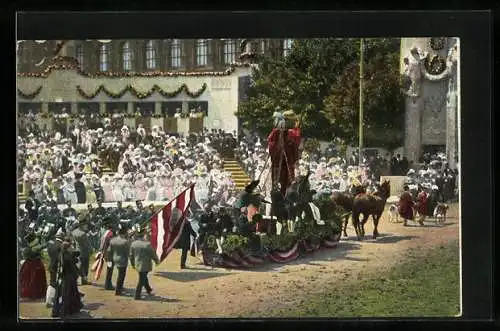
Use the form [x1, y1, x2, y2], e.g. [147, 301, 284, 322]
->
[358, 38, 364, 167]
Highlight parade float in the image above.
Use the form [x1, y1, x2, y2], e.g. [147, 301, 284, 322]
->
[200, 110, 344, 268]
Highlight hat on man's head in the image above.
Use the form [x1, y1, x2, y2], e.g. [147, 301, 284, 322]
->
[245, 180, 260, 192]
[283, 110, 298, 121]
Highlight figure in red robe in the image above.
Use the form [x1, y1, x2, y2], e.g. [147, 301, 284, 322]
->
[416, 186, 428, 225]
[398, 185, 414, 226]
[267, 111, 301, 196]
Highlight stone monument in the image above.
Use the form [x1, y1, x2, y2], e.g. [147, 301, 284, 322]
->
[400, 37, 459, 168]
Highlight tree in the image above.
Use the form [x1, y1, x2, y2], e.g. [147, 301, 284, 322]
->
[322, 38, 404, 150]
[237, 38, 404, 148]
[236, 38, 359, 140]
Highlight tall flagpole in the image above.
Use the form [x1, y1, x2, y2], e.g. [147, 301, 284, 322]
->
[358, 38, 364, 167]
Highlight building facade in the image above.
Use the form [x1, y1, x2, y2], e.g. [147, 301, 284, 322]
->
[16, 39, 293, 134]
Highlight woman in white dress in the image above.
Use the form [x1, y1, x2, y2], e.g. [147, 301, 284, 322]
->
[112, 174, 124, 202]
[145, 178, 156, 202]
[101, 175, 114, 202]
[134, 173, 147, 201]
[122, 173, 136, 202]
[62, 177, 78, 204]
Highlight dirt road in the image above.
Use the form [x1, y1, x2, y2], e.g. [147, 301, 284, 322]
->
[19, 203, 459, 319]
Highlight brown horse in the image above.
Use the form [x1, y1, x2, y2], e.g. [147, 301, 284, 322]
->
[331, 184, 367, 238]
[351, 180, 391, 240]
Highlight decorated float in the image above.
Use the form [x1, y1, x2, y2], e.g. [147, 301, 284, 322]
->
[198, 110, 345, 268]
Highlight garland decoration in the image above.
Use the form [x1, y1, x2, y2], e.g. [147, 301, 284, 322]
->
[17, 86, 43, 99]
[17, 56, 251, 78]
[76, 83, 207, 100]
[429, 38, 446, 51]
[424, 54, 447, 75]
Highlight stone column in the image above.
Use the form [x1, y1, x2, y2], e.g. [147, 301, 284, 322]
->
[446, 71, 458, 169]
[404, 96, 423, 162]
[154, 102, 162, 115]
[127, 102, 134, 115]
[70, 102, 78, 115]
[99, 102, 106, 115]
[41, 102, 49, 114]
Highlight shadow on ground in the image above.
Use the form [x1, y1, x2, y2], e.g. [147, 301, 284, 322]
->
[246, 241, 365, 272]
[154, 270, 231, 282]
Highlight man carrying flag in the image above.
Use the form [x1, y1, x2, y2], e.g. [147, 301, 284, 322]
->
[91, 217, 115, 290]
[150, 183, 196, 265]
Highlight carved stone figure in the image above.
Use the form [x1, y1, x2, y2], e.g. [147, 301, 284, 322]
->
[402, 47, 427, 98]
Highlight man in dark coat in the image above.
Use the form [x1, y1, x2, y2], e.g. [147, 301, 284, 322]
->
[25, 190, 41, 222]
[46, 230, 65, 307]
[107, 225, 130, 295]
[112, 201, 126, 224]
[62, 201, 77, 219]
[71, 216, 92, 285]
[94, 200, 107, 222]
[74, 173, 86, 204]
[174, 220, 198, 269]
[99, 217, 116, 290]
[129, 226, 160, 300]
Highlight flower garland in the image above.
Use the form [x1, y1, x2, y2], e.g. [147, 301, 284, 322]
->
[76, 83, 208, 100]
[17, 56, 251, 78]
[17, 86, 43, 99]
[424, 54, 447, 75]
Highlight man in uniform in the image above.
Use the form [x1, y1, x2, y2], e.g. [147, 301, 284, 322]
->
[112, 201, 126, 224]
[71, 215, 92, 285]
[62, 200, 77, 218]
[99, 217, 115, 290]
[93, 199, 107, 224]
[235, 180, 265, 223]
[45, 229, 65, 307]
[25, 190, 41, 222]
[129, 226, 160, 300]
[107, 225, 130, 296]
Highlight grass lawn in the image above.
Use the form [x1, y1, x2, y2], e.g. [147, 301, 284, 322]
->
[252, 240, 460, 318]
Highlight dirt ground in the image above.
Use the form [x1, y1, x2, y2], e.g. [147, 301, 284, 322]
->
[19, 203, 460, 319]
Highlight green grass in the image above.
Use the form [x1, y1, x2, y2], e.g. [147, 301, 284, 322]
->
[250, 241, 460, 318]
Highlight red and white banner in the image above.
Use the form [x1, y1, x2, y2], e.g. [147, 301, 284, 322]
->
[150, 184, 196, 262]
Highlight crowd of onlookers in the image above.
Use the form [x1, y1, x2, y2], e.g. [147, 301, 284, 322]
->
[18, 112, 242, 210]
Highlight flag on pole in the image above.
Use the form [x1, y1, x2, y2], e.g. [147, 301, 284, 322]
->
[91, 229, 113, 281]
[150, 183, 196, 262]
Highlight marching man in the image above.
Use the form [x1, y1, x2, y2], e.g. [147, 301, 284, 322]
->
[129, 225, 159, 300]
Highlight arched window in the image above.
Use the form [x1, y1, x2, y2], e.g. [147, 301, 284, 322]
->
[145, 40, 157, 70]
[76, 43, 84, 69]
[223, 39, 236, 64]
[283, 39, 293, 57]
[99, 43, 109, 72]
[196, 39, 208, 66]
[122, 42, 133, 71]
[170, 39, 182, 68]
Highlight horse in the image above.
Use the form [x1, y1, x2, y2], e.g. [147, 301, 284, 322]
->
[331, 184, 367, 238]
[270, 172, 316, 231]
[351, 180, 391, 240]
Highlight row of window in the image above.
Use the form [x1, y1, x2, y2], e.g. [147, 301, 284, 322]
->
[76, 39, 294, 72]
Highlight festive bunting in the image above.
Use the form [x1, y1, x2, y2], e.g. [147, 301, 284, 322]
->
[76, 83, 207, 100]
[17, 86, 43, 99]
[17, 56, 251, 78]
